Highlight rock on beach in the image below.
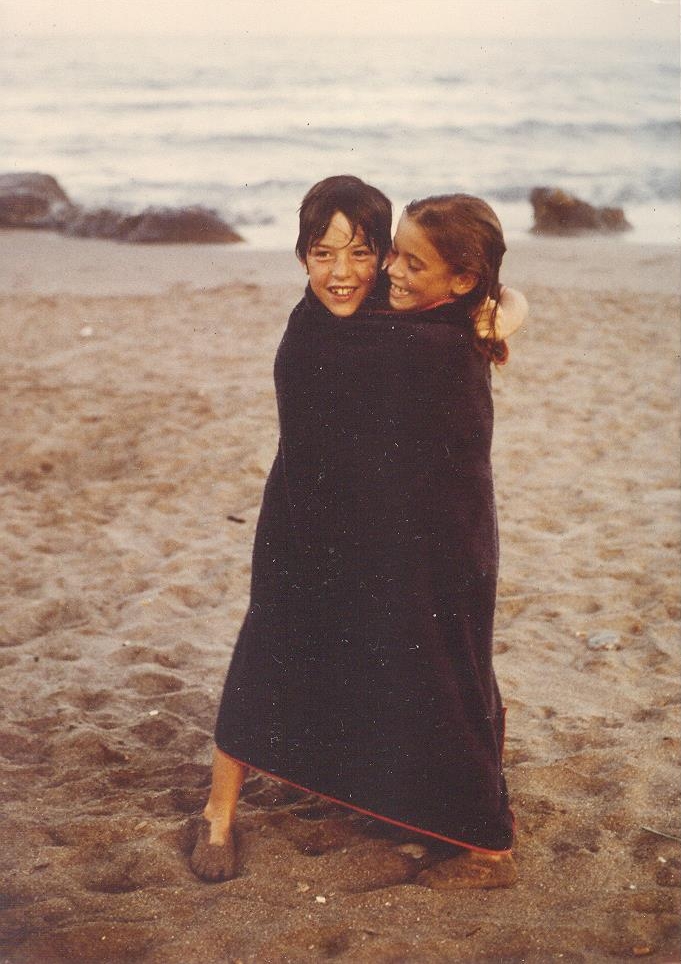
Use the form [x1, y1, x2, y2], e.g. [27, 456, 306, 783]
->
[0, 172, 75, 228]
[0, 171, 242, 243]
[61, 205, 243, 244]
[530, 186, 632, 235]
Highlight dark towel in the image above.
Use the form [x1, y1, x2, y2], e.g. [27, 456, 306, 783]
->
[215, 289, 513, 852]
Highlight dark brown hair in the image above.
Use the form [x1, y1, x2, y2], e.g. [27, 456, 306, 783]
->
[296, 175, 392, 263]
[404, 194, 507, 360]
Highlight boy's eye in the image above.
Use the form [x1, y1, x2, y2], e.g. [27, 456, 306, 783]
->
[353, 248, 372, 259]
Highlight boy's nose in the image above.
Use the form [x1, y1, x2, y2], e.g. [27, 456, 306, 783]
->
[331, 254, 352, 279]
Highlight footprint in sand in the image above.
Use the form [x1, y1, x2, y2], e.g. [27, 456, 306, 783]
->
[244, 800, 437, 893]
[257, 925, 353, 961]
[597, 890, 679, 958]
[83, 839, 185, 895]
[239, 774, 315, 810]
[40, 640, 81, 661]
[241, 813, 426, 894]
[126, 670, 183, 696]
[551, 826, 601, 856]
[656, 857, 681, 888]
[162, 583, 211, 609]
[0, 596, 89, 646]
[113, 639, 201, 670]
[1, 729, 41, 762]
[27, 920, 155, 963]
[59, 687, 111, 712]
[57, 729, 128, 767]
[267, 811, 360, 856]
[129, 715, 178, 748]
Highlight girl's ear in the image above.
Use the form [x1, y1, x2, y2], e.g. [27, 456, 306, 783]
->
[298, 256, 309, 275]
[450, 271, 478, 296]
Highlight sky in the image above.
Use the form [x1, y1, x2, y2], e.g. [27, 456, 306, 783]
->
[0, 0, 678, 39]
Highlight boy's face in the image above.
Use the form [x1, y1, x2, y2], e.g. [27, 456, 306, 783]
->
[301, 211, 378, 317]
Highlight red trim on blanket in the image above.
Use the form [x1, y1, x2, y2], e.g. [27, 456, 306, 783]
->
[220, 751, 514, 856]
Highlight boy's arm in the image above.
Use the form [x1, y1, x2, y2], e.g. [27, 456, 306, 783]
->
[475, 285, 529, 340]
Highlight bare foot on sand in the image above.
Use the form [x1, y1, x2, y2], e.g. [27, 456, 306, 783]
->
[190, 819, 237, 882]
[417, 851, 518, 890]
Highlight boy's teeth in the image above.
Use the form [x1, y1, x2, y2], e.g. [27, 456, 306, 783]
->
[331, 287, 353, 295]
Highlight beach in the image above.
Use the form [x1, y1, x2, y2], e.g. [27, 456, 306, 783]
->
[0, 229, 679, 963]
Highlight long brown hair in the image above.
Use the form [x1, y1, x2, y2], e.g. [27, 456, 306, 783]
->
[404, 194, 507, 362]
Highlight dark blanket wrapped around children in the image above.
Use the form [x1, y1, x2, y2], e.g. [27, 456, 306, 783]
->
[214, 288, 514, 852]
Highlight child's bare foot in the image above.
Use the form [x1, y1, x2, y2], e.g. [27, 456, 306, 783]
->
[190, 819, 237, 882]
[417, 850, 517, 890]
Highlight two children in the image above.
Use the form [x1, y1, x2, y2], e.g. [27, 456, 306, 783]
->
[298, 174, 525, 343]
[192, 176, 526, 889]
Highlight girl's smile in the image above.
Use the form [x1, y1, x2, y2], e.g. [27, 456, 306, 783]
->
[387, 280, 411, 302]
[386, 214, 476, 312]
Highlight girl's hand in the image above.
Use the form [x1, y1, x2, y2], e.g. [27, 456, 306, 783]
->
[475, 287, 529, 340]
[474, 297, 500, 339]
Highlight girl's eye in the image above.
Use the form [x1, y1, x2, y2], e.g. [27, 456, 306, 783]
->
[353, 249, 372, 259]
[408, 261, 422, 272]
[311, 250, 331, 260]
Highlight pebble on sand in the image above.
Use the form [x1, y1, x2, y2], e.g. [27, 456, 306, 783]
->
[587, 630, 622, 651]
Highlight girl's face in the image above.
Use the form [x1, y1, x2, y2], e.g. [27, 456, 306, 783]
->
[386, 214, 476, 312]
[302, 210, 378, 317]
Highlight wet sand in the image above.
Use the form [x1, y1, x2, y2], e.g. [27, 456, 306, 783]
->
[0, 229, 679, 962]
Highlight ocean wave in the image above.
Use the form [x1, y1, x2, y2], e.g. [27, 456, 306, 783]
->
[480, 170, 681, 206]
[142, 118, 680, 155]
[433, 74, 465, 85]
[158, 131, 319, 148]
[487, 185, 538, 203]
[157, 128, 396, 151]
[657, 63, 680, 76]
[611, 170, 681, 204]
[231, 178, 311, 195]
[507, 118, 680, 137]
[426, 118, 681, 139]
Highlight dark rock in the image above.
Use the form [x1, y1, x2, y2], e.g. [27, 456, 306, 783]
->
[530, 187, 632, 235]
[0, 172, 75, 228]
[63, 204, 243, 244]
[60, 207, 131, 240]
[123, 205, 243, 244]
[0, 172, 243, 244]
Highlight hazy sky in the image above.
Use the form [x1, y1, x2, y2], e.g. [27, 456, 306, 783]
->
[1, 0, 678, 39]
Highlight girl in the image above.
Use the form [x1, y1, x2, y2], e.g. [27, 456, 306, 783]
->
[191, 177, 523, 888]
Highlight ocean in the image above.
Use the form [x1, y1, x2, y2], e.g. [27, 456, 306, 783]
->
[2, 32, 679, 247]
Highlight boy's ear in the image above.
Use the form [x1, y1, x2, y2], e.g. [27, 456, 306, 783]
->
[450, 271, 477, 296]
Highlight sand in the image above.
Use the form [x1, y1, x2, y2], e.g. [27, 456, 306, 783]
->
[0, 228, 679, 963]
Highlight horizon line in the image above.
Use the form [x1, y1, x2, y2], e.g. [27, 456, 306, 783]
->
[2, 28, 676, 40]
